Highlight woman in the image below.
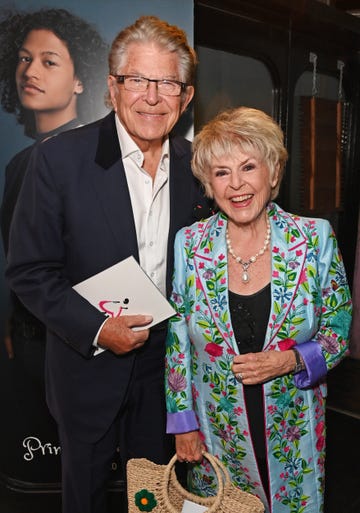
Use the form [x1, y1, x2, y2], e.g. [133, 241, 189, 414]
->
[165, 107, 352, 513]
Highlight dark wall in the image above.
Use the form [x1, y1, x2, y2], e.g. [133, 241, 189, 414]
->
[194, 0, 360, 286]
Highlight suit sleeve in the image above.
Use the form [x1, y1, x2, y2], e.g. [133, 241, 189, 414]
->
[5, 143, 106, 358]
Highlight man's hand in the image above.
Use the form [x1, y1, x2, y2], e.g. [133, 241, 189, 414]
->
[97, 315, 153, 355]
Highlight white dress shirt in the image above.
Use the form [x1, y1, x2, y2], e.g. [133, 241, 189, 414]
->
[93, 116, 171, 351]
[115, 116, 170, 296]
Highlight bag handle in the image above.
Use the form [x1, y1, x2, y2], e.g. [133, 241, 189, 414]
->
[161, 452, 231, 513]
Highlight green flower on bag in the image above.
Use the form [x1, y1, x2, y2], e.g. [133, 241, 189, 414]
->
[134, 489, 157, 511]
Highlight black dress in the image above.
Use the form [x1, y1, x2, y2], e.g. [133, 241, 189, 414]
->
[228, 283, 271, 498]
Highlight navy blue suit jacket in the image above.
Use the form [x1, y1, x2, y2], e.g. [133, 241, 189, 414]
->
[6, 111, 208, 443]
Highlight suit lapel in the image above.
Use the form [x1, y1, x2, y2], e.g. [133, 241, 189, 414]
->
[264, 205, 308, 348]
[95, 111, 121, 170]
[166, 137, 194, 293]
[91, 112, 138, 260]
[168, 137, 191, 232]
[193, 214, 238, 353]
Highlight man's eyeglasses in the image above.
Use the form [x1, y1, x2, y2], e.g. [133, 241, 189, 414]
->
[113, 75, 188, 96]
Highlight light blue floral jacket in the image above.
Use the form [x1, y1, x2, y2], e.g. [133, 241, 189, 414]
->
[165, 202, 352, 513]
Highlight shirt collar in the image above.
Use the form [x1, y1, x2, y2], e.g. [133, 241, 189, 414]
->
[114, 115, 170, 172]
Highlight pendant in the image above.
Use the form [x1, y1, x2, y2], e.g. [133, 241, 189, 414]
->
[242, 271, 250, 283]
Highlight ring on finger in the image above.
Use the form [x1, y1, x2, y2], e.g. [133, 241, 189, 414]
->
[235, 372, 243, 383]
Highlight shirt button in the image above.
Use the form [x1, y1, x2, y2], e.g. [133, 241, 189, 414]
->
[149, 241, 154, 247]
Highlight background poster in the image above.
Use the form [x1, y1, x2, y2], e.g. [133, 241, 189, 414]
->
[0, 0, 193, 490]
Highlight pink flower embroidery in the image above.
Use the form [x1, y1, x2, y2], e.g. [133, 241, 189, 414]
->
[316, 436, 325, 452]
[204, 343, 223, 357]
[278, 338, 296, 351]
[315, 420, 325, 437]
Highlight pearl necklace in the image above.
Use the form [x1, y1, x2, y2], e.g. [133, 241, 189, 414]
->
[226, 217, 271, 284]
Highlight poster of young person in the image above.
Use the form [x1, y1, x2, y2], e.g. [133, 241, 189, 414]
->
[0, 0, 193, 493]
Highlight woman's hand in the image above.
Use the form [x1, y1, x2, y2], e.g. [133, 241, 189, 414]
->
[175, 431, 205, 464]
[232, 350, 296, 385]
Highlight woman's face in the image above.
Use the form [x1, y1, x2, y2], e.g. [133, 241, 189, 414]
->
[208, 146, 279, 227]
[16, 29, 83, 126]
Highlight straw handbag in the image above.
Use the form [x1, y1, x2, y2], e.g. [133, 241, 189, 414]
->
[126, 451, 264, 513]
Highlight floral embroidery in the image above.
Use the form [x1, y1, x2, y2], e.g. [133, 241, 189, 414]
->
[167, 368, 187, 393]
[165, 204, 352, 512]
[204, 342, 223, 357]
[134, 489, 157, 512]
[278, 338, 296, 351]
[269, 376, 313, 511]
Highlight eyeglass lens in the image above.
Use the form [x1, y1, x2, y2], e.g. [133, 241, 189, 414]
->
[122, 76, 182, 96]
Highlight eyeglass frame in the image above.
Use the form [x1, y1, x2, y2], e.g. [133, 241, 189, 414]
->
[112, 74, 188, 96]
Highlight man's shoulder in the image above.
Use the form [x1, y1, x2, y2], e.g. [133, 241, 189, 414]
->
[169, 134, 191, 157]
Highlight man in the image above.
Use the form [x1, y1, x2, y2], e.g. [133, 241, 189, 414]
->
[6, 16, 208, 513]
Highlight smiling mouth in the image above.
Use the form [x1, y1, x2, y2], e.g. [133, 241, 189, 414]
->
[137, 110, 166, 117]
[230, 194, 253, 203]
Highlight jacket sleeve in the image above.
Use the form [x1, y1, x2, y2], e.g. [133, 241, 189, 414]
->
[165, 228, 199, 434]
[5, 142, 106, 358]
[294, 218, 352, 388]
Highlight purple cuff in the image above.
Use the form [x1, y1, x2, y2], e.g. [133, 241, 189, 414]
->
[166, 411, 199, 434]
[294, 340, 327, 389]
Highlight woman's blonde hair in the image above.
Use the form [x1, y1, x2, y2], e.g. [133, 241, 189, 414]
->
[192, 107, 288, 200]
